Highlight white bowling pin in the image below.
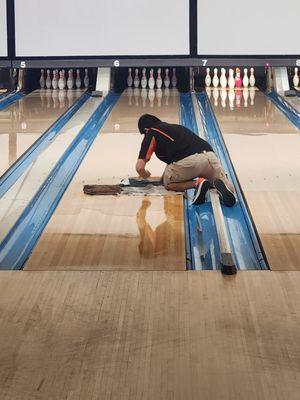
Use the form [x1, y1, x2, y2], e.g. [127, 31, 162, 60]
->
[243, 68, 249, 88]
[141, 68, 147, 89]
[58, 70, 65, 90]
[249, 67, 255, 87]
[220, 68, 227, 89]
[75, 69, 81, 88]
[39, 69, 45, 89]
[293, 67, 299, 87]
[228, 68, 235, 89]
[133, 68, 140, 88]
[148, 68, 155, 89]
[205, 67, 211, 87]
[156, 68, 162, 89]
[127, 67, 133, 87]
[52, 70, 58, 89]
[171, 68, 177, 88]
[212, 68, 219, 88]
[67, 69, 74, 89]
[164, 68, 170, 88]
[83, 68, 89, 88]
[45, 69, 52, 89]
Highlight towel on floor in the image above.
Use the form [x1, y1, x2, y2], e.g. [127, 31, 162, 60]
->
[83, 184, 122, 195]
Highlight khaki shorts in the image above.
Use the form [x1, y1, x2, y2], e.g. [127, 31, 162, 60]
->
[163, 152, 234, 192]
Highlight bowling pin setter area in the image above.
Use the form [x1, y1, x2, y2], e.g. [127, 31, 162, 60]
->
[0, 1, 299, 399]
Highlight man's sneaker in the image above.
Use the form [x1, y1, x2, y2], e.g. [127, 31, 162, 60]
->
[214, 178, 236, 207]
[192, 178, 210, 205]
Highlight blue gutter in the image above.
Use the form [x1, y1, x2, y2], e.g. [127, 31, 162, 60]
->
[0, 91, 12, 100]
[268, 90, 300, 130]
[0, 91, 24, 111]
[0, 91, 90, 198]
[0, 92, 120, 270]
[196, 92, 267, 270]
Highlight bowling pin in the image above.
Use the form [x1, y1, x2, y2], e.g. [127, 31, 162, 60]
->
[249, 67, 255, 87]
[84, 68, 89, 88]
[235, 68, 242, 88]
[148, 68, 155, 89]
[228, 68, 235, 89]
[243, 68, 249, 88]
[220, 68, 227, 88]
[164, 68, 170, 88]
[212, 68, 219, 88]
[39, 69, 45, 89]
[133, 68, 140, 88]
[205, 67, 211, 87]
[67, 69, 74, 89]
[141, 68, 147, 89]
[293, 67, 299, 87]
[156, 68, 162, 89]
[171, 68, 177, 88]
[75, 69, 81, 88]
[127, 67, 133, 87]
[52, 70, 58, 89]
[45, 69, 52, 89]
[58, 70, 65, 90]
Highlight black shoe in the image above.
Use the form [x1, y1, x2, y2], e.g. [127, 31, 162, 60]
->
[192, 178, 210, 205]
[214, 179, 236, 207]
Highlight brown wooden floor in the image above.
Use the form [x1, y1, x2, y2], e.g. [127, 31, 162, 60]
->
[26, 196, 186, 270]
[0, 270, 299, 400]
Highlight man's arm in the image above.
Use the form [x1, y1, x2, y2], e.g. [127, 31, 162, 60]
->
[136, 159, 151, 179]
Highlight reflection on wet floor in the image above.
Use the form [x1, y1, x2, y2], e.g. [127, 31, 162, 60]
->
[126, 87, 179, 108]
[0, 89, 83, 177]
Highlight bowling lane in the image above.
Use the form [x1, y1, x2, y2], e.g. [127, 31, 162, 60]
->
[0, 89, 83, 177]
[282, 95, 300, 114]
[25, 89, 186, 271]
[208, 88, 300, 270]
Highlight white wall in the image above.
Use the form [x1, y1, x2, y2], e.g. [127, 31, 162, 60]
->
[15, 0, 190, 57]
[0, 0, 7, 57]
[198, 0, 300, 55]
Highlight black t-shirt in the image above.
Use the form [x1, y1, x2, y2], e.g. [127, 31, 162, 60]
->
[138, 122, 214, 164]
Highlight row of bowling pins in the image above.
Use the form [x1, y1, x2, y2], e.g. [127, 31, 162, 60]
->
[127, 67, 177, 89]
[207, 87, 256, 108]
[39, 68, 89, 90]
[128, 87, 177, 108]
[205, 67, 255, 89]
[292, 67, 299, 87]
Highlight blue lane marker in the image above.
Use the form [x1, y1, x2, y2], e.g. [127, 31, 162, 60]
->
[0, 91, 90, 198]
[196, 92, 267, 270]
[0, 91, 24, 111]
[268, 91, 300, 130]
[0, 92, 120, 270]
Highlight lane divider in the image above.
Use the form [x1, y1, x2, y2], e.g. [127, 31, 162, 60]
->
[0, 92, 120, 270]
[0, 91, 24, 111]
[268, 91, 300, 130]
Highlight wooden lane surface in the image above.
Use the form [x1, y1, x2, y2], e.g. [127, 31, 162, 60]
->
[0, 270, 299, 399]
[210, 90, 300, 270]
[25, 89, 186, 270]
[0, 90, 83, 177]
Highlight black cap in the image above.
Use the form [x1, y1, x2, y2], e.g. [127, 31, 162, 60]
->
[138, 114, 162, 134]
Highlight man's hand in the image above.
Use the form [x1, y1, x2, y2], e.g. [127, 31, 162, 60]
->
[136, 159, 151, 179]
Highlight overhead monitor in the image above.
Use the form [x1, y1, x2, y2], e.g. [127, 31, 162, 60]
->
[15, 0, 190, 57]
[197, 0, 300, 56]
